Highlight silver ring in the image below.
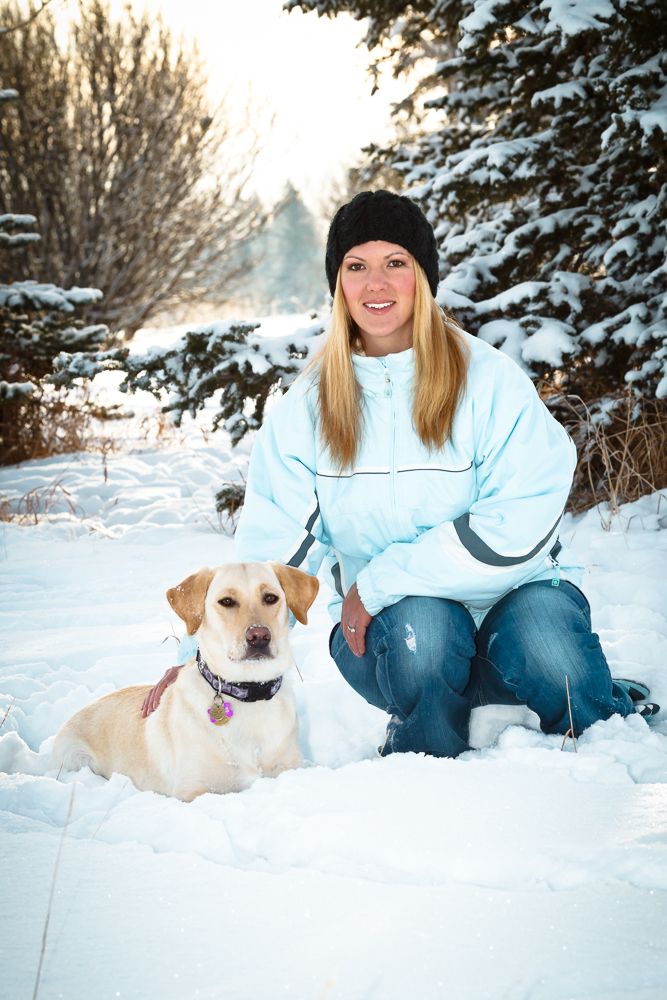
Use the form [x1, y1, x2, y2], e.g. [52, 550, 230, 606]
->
[346, 625, 356, 633]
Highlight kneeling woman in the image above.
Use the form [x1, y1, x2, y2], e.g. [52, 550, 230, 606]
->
[146, 190, 655, 747]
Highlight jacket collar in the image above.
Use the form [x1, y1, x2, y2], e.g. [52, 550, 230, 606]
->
[352, 348, 414, 387]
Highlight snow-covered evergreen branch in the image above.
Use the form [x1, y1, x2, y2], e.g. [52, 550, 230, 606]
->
[48, 319, 325, 445]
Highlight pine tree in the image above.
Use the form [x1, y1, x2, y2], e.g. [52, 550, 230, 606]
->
[288, 0, 667, 403]
[230, 187, 326, 315]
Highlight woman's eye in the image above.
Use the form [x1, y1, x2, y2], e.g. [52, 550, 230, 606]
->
[263, 594, 278, 604]
[388, 259, 405, 267]
[218, 597, 236, 607]
[347, 262, 364, 271]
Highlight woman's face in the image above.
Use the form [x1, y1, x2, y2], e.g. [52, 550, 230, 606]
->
[340, 240, 416, 356]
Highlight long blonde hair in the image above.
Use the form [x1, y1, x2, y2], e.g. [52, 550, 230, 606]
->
[308, 260, 469, 471]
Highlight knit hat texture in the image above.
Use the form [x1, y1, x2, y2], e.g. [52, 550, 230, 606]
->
[325, 189, 439, 297]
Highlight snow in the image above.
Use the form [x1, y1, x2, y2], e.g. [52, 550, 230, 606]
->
[458, 1, 503, 46]
[457, 0, 613, 49]
[520, 319, 578, 367]
[531, 81, 588, 109]
[0, 379, 35, 400]
[634, 81, 667, 143]
[430, 132, 556, 193]
[1, 346, 667, 999]
[0, 281, 103, 311]
[477, 318, 528, 368]
[539, 0, 615, 37]
[477, 315, 578, 372]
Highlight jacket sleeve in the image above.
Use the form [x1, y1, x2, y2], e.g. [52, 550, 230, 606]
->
[234, 380, 329, 577]
[355, 354, 577, 616]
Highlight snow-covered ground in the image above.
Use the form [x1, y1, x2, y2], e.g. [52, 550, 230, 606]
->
[2, 324, 667, 999]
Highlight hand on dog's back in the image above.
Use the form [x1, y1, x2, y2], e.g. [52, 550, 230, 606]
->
[142, 665, 182, 718]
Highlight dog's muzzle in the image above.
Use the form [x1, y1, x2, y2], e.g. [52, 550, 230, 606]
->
[244, 624, 272, 660]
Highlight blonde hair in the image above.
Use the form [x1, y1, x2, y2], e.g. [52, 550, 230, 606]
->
[307, 260, 469, 471]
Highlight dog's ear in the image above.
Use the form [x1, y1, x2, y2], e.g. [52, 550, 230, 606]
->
[271, 563, 319, 625]
[167, 568, 214, 636]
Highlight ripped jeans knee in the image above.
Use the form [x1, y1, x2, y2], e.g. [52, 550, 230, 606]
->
[332, 595, 476, 757]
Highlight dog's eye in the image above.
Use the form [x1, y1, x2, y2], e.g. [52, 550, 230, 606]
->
[263, 593, 279, 604]
[218, 597, 237, 608]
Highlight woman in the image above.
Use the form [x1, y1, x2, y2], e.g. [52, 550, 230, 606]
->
[144, 190, 656, 749]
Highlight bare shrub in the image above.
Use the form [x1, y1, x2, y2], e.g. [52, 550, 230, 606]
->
[0, 0, 269, 336]
[0, 385, 123, 465]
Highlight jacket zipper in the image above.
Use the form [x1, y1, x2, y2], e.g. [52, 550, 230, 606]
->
[547, 552, 561, 587]
[379, 357, 401, 538]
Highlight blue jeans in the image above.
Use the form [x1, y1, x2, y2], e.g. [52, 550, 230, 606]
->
[330, 581, 634, 758]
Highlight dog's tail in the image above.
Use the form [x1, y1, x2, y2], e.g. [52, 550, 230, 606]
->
[50, 726, 97, 776]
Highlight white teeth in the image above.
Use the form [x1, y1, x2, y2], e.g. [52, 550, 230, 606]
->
[366, 302, 393, 309]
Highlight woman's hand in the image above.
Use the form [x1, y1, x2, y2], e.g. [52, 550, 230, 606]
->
[141, 666, 183, 717]
[341, 583, 372, 657]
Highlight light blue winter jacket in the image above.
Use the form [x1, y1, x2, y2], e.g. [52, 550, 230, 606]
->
[235, 333, 583, 626]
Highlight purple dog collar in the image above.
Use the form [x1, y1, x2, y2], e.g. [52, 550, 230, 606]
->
[196, 649, 283, 702]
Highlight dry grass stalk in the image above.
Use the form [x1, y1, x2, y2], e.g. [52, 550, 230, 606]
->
[135, 408, 183, 448]
[32, 781, 76, 1000]
[560, 675, 578, 753]
[0, 471, 125, 527]
[90, 779, 129, 841]
[378, 728, 390, 758]
[0, 478, 81, 525]
[0, 696, 16, 731]
[318, 977, 336, 1000]
[542, 390, 667, 524]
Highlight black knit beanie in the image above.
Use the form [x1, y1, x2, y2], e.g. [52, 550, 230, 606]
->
[325, 189, 440, 297]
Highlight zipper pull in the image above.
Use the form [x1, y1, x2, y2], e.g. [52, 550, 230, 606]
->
[546, 553, 560, 587]
[379, 357, 392, 397]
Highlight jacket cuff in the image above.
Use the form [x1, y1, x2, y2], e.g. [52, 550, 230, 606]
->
[177, 632, 198, 665]
[355, 567, 384, 617]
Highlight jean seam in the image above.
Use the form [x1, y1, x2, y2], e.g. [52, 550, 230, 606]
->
[474, 675, 488, 708]
[557, 581, 592, 630]
[562, 580, 591, 613]
[371, 611, 402, 717]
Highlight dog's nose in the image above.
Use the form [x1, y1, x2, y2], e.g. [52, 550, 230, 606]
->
[246, 625, 271, 647]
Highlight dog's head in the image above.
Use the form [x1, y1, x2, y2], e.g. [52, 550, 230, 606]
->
[166, 562, 319, 670]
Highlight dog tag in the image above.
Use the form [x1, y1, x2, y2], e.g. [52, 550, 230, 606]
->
[208, 696, 233, 726]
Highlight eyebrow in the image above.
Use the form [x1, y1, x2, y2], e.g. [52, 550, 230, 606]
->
[343, 251, 411, 262]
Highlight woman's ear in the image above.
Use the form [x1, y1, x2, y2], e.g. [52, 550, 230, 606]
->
[271, 563, 319, 625]
[166, 568, 214, 636]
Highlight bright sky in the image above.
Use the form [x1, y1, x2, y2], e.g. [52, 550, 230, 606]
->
[138, 0, 414, 216]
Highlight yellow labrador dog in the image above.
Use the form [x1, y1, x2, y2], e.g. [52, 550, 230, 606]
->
[50, 562, 318, 800]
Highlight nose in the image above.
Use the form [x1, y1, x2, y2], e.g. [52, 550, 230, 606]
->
[366, 267, 388, 291]
[246, 625, 271, 647]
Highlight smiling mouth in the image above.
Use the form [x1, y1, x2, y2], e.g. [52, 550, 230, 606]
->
[364, 301, 395, 312]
